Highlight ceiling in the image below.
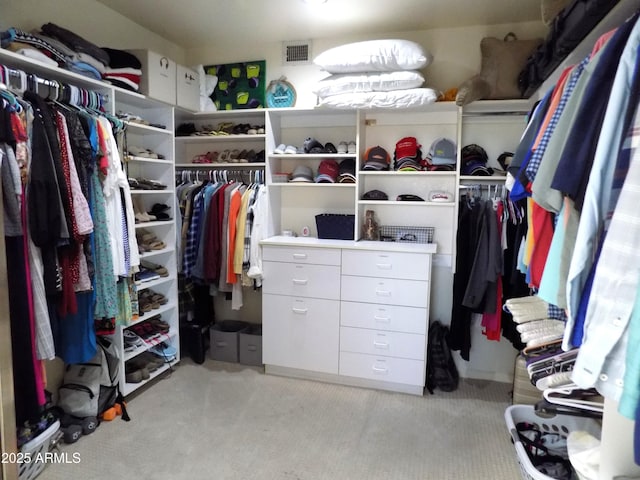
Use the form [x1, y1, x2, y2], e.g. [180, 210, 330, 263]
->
[95, 0, 543, 50]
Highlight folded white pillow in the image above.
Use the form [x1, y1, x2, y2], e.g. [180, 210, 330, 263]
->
[314, 39, 432, 74]
[313, 71, 425, 98]
[316, 88, 438, 110]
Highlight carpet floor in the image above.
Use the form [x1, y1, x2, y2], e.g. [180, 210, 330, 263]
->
[38, 358, 521, 480]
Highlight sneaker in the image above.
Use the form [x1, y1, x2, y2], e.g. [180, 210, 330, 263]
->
[303, 137, 325, 153]
[347, 141, 357, 154]
[325, 142, 337, 153]
[274, 144, 286, 154]
[284, 145, 298, 154]
[337, 141, 348, 154]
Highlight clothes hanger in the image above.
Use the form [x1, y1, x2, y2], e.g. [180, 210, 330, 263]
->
[543, 384, 604, 414]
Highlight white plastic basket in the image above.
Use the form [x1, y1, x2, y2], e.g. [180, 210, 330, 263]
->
[19, 420, 61, 480]
[504, 405, 601, 480]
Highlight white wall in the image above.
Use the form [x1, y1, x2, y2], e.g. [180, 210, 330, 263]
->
[0, 0, 186, 63]
[186, 21, 547, 109]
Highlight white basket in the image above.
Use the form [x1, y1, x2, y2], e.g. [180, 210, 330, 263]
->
[504, 405, 601, 480]
[19, 420, 61, 480]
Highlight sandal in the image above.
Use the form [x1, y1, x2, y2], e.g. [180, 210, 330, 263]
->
[142, 261, 168, 277]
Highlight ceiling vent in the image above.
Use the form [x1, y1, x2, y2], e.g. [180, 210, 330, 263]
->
[282, 40, 312, 65]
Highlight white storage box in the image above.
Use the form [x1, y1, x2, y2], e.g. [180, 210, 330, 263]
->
[176, 64, 200, 111]
[127, 49, 176, 105]
[505, 405, 601, 480]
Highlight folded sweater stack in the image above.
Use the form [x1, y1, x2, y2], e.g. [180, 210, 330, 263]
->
[101, 48, 142, 93]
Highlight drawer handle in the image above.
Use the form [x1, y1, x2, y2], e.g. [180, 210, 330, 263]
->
[376, 263, 392, 270]
[372, 365, 388, 374]
[292, 307, 308, 314]
[374, 315, 391, 323]
[292, 278, 308, 285]
[292, 253, 307, 259]
[373, 341, 389, 349]
[375, 289, 391, 297]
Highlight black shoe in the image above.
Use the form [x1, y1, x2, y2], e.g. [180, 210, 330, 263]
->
[325, 142, 337, 153]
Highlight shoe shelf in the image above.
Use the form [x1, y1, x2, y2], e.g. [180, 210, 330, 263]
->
[134, 220, 174, 229]
[133, 303, 177, 328]
[130, 189, 175, 195]
[124, 121, 172, 136]
[135, 274, 176, 292]
[126, 156, 173, 165]
[123, 327, 178, 363]
[175, 162, 265, 168]
[139, 246, 173, 259]
[175, 134, 265, 143]
[357, 200, 455, 207]
[122, 359, 178, 397]
[269, 182, 356, 188]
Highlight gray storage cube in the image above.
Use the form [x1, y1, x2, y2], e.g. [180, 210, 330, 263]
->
[239, 324, 263, 366]
[209, 320, 249, 363]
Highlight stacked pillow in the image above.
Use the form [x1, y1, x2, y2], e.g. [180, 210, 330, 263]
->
[312, 39, 435, 109]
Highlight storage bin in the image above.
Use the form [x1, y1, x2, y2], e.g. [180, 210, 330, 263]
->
[176, 64, 200, 112]
[239, 324, 263, 366]
[19, 420, 60, 480]
[209, 320, 250, 363]
[127, 49, 177, 105]
[504, 405, 601, 480]
[315, 214, 355, 240]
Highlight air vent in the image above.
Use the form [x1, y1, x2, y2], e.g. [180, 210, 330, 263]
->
[282, 40, 312, 65]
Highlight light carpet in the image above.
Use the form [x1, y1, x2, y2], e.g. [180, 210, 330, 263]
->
[39, 359, 521, 480]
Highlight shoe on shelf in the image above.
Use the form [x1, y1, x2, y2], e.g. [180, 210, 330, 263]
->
[274, 144, 286, 154]
[303, 137, 325, 153]
[133, 197, 156, 223]
[141, 261, 168, 277]
[325, 142, 337, 153]
[284, 145, 298, 154]
[337, 141, 348, 154]
[347, 141, 357, 154]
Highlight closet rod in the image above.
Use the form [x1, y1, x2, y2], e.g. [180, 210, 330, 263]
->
[0, 63, 108, 108]
[461, 111, 530, 117]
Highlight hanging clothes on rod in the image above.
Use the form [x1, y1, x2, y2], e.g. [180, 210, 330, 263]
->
[1, 65, 138, 430]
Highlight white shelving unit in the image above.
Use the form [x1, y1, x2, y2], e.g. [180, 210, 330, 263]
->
[0, 48, 180, 398]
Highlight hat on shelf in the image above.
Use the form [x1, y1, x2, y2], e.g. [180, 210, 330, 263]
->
[426, 138, 456, 166]
[362, 189, 388, 200]
[338, 158, 356, 183]
[396, 194, 425, 202]
[315, 159, 340, 183]
[362, 146, 391, 171]
[429, 190, 454, 202]
[394, 136, 423, 171]
[461, 143, 493, 176]
[289, 164, 314, 183]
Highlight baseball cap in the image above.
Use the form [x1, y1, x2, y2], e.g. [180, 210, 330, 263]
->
[396, 194, 425, 202]
[362, 146, 391, 171]
[338, 158, 356, 183]
[429, 190, 453, 202]
[315, 159, 340, 183]
[461, 144, 488, 166]
[289, 164, 314, 182]
[395, 137, 420, 160]
[427, 138, 456, 165]
[362, 189, 388, 200]
[462, 160, 493, 176]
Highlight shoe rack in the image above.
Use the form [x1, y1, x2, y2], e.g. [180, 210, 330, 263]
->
[117, 89, 180, 397]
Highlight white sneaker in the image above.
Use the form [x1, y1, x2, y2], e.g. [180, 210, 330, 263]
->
[274, 144, 286, 154]
[347, 141, 357, 154]
[284, 145, 298, 154]
[337, 141, 348, 154]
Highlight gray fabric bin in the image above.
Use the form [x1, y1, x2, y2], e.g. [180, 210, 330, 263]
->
[239, 325, 262, 366]
[209, 320, 249, 363]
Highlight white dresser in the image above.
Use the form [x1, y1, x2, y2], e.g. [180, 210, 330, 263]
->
[261, 237, 436, 395]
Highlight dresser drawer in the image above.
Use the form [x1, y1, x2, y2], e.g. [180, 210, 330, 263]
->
[263, 294, 339, 374]
[340, 327, 426, 361]
[341, 250, 430, 280]
[341, 301, 427, 334]
[263, 262, 340, 300]
[263, 246, 341, 266]
[339, 352, 425, 386]
[341, 276, 429, 308]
